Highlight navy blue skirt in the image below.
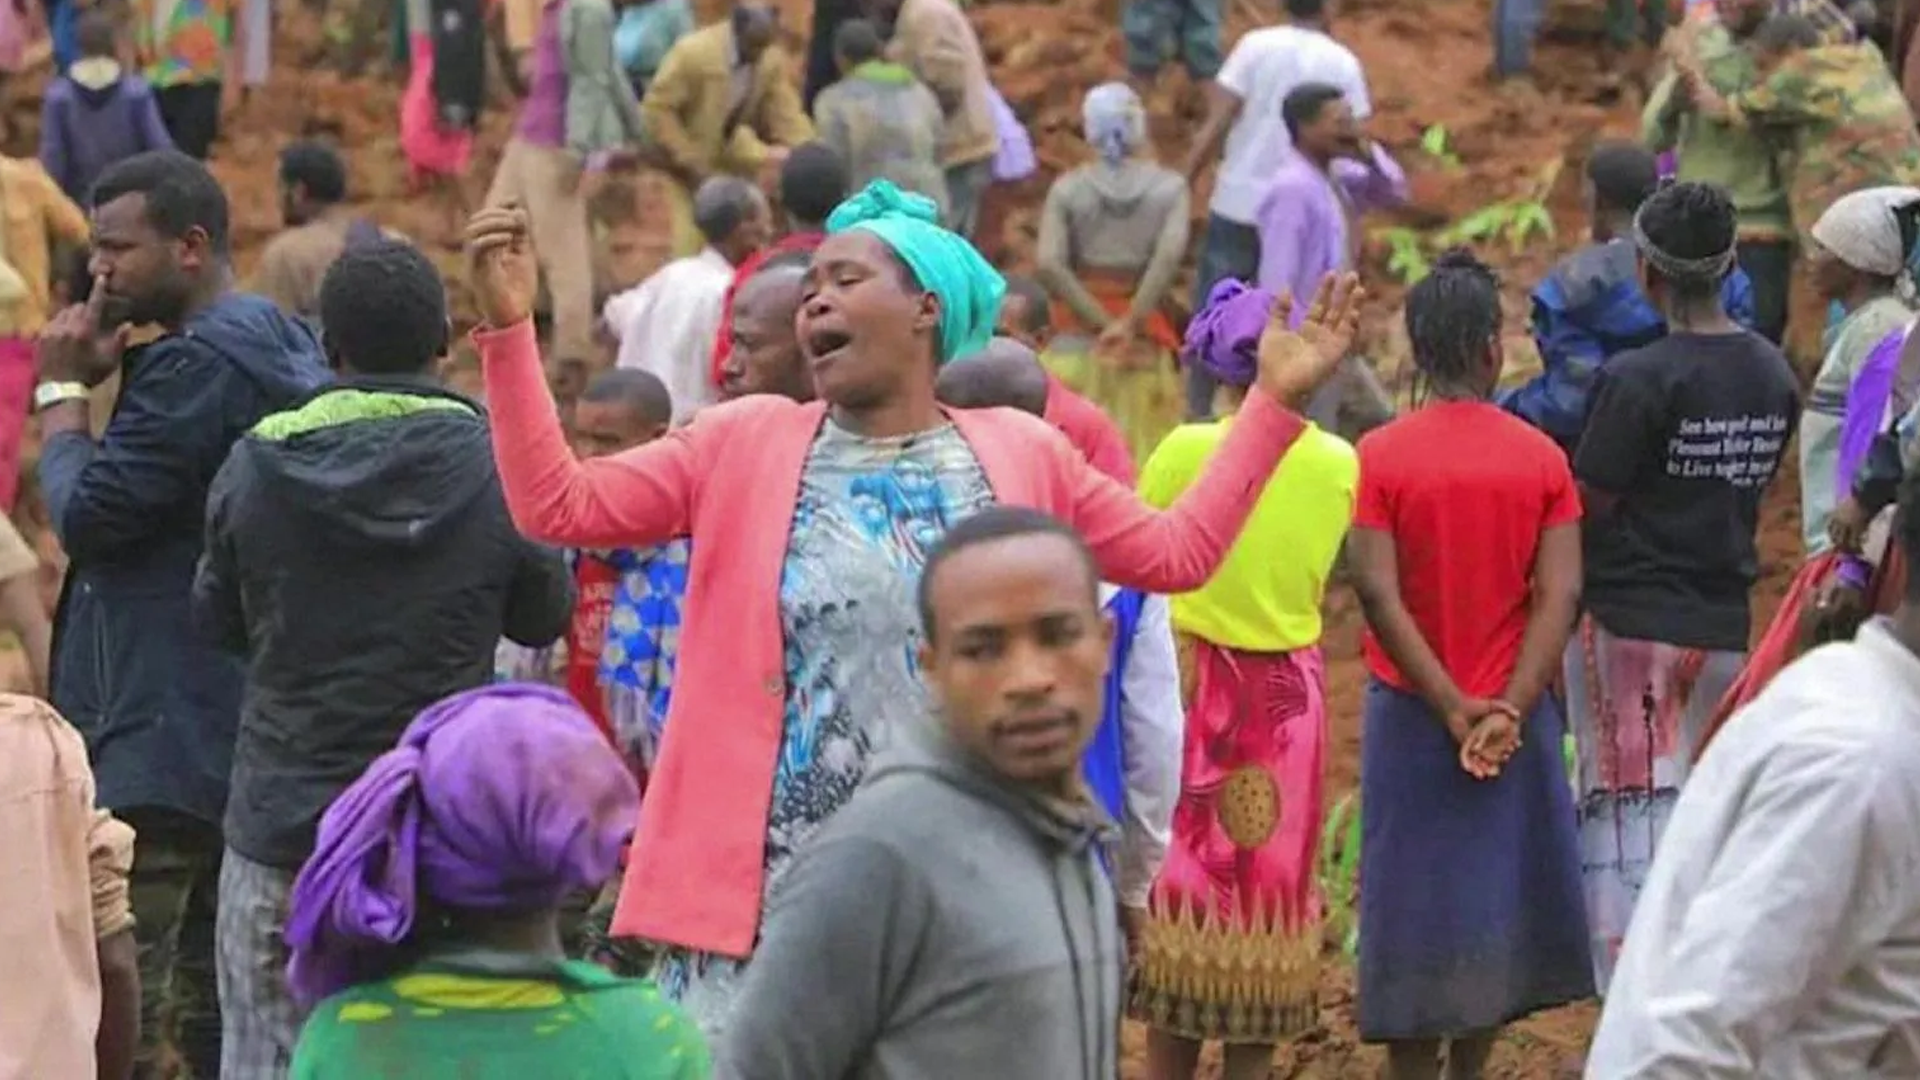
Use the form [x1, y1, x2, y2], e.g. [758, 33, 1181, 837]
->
[1356, 679, 1594, 1041]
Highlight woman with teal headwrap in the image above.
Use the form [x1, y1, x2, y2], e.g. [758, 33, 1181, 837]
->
[821, 179, 1005, 364]
[458, 189, 1360, 1038]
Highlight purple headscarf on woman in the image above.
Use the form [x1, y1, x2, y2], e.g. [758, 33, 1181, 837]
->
[1181, 278, 1276, 389]
[284, 683, 639, 1008]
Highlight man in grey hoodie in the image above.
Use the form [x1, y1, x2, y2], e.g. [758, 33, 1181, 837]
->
[721, 505, 1124, 1079]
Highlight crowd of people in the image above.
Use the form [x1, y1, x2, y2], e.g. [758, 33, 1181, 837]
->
[7, 0, 1920, 1078]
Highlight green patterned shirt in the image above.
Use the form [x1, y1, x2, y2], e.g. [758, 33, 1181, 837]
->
[291, 951, 711, 1080]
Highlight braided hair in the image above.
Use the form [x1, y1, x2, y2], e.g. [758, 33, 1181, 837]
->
[1404, 248, 1501, 403]
[1634, 181, 1738, 303]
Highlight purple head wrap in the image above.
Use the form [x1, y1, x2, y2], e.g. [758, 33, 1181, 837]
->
[284, 683, 639, 1008]
[1181, 278, 1276, 388]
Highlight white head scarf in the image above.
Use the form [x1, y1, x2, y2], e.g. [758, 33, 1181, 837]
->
[1082, 82, 1146, 167]
[1810, 187, 1920, 280]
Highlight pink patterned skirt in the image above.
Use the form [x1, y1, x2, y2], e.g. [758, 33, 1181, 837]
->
[1129, 635, 1326, 1043]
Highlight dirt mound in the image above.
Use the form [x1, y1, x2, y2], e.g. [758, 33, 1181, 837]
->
[2, 0, 1816, 1073]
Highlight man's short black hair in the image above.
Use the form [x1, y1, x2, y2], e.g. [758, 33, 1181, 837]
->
[1586, 141, 1660, 216]
[1282, 82, 1345, 144]
[90, 150, 231, 256]
[833, 18, 884, 64]
[318, 240, 449, 375]
[692, 176, 764, 245]
[278, 141, 349, 205]
[917, 506, 1100, 642]
[1000, 274, 1051, 335]
[779, 143, 852, 229]
[1283, 0, 1326, 19]
[582, 368, 674, 427]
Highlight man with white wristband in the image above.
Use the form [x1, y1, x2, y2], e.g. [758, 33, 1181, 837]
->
[33, 150, 328, 1079]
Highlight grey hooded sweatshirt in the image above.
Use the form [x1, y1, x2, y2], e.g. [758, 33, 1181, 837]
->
[720, 724, 1123, 1080]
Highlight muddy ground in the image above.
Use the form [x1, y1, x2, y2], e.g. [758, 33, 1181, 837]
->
[0, 0, 1814, 1074]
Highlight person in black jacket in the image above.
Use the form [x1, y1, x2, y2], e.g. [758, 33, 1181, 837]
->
[35, 149, 332, 1078]
[191, 239, 573, 1073]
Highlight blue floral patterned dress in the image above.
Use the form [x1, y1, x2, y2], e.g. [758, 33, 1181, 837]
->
[602, 540, 692, 766]
[653, 419, 994, 1037]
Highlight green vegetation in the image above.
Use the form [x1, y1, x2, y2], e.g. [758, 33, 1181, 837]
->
[1317, 791, 1363, 959]
[1375, 149, 1566, 285]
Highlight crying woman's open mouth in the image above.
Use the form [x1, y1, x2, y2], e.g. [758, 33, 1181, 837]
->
[806, 328, 854, 365]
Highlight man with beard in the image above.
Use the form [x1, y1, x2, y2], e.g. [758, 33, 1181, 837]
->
[34, 149, 330, 1079]
[252, 142, 403, 320]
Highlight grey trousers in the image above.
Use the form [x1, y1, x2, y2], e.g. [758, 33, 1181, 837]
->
[216, 849, 301, 1080]
[944, 158, 995, 241]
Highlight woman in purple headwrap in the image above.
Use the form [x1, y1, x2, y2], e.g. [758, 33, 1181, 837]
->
[284, 683, 709, 1079]
[1129, 278, 1361, 1079]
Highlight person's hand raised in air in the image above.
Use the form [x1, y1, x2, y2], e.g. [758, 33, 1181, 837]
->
[465, 205, 542, 330]
[1255, 271, 1364, 405]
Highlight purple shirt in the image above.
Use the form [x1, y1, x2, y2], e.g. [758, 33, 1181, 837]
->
[1836, 325, 1908, 491]
[1253, 145, 1407, 322]
[516, 0, 569, 147]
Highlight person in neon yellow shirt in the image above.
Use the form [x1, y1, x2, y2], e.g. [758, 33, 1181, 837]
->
[1129, 278, 1358, 1080]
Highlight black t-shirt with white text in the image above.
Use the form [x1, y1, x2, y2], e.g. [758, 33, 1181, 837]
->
[1573, 331, 1800, 651]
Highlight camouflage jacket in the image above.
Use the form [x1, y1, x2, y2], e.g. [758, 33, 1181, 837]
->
[1729, 42, 1920, 241]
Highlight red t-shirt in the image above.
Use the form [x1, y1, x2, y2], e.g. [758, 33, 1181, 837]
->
[1042, 374, 1138, 486]
[707, 231, 827, 388]
[1354, 400, 1581, 699]
[566, 554, 622, 745]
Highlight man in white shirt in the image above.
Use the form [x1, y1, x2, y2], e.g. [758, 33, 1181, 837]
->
[1587, 489, 1920, 1078]
[1179, 0, 1367, 420]
[604, 175, 770, 422]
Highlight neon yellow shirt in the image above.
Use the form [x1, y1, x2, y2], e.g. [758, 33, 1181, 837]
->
[1138, 418, 1357, 651]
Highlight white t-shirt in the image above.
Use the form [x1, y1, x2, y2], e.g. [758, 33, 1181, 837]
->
[1209, 25, 1371, 224]
[605, 247, 733, 423]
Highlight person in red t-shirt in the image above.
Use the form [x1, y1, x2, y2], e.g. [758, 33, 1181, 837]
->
[562, 368, 673, 745]
[1345, 249, 1594, 1078]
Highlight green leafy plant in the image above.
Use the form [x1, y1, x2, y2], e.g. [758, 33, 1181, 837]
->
[1379, 227, 1431, 284]
[1317, 791, 1363, 959]
[1419, 125, 1463, 172]
[1372, 156, 1565, 285]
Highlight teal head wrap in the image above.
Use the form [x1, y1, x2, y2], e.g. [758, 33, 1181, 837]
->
[825, 180, 1005, 364]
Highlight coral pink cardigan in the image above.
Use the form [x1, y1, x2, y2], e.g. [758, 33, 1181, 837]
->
[474, 318, 1306, 957]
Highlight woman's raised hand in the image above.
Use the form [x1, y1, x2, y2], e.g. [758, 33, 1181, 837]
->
[1254, 271, 1364, 405]
[464, 206, 541, 330]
